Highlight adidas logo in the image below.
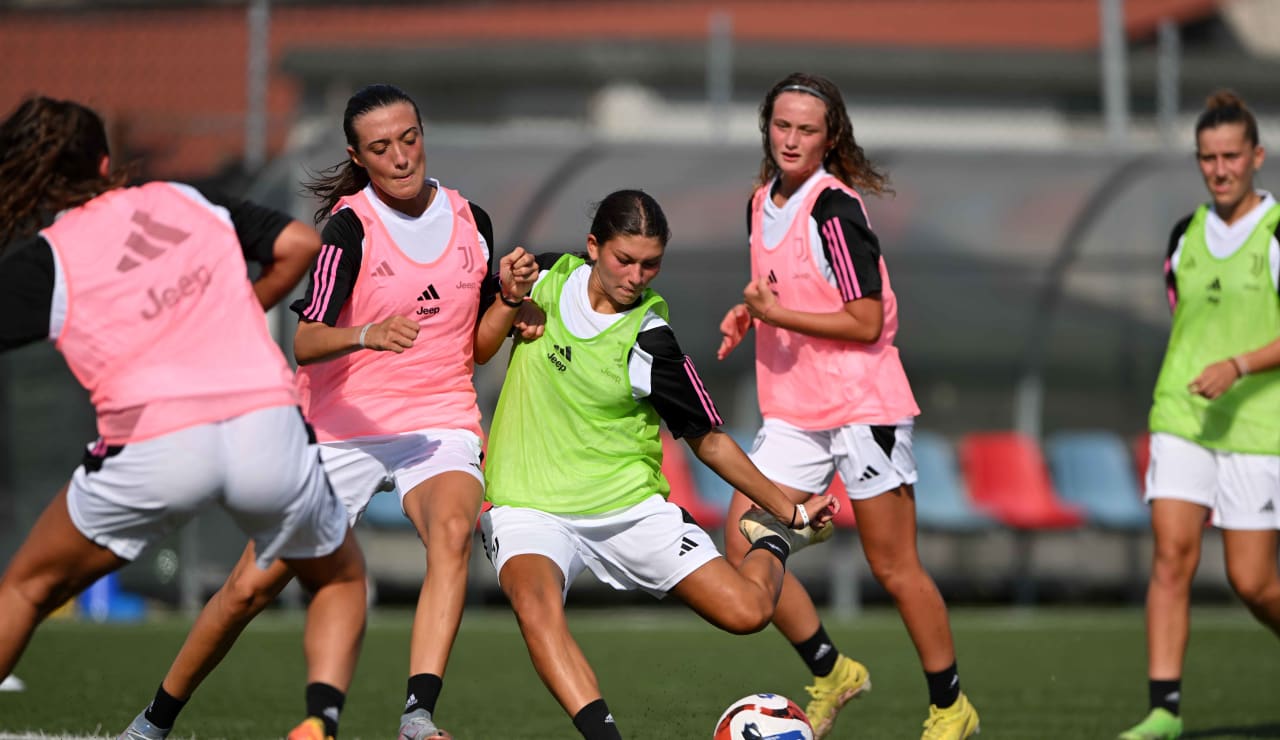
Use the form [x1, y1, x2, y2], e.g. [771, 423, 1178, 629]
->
[1208, 277, 1221, 291]
[813, 643, 832, 661]
[1262, 500, 1275, 513]
[1207, 277, 1222, 304]
[605, 714, 615, 724]
[323, 707, 340, 721]
[116, 210, 191, 272]
[373, 260, 395, 277]
[767, 269, 778, 284]
[857, 465, 880, 482]
[678, 536, 699, 556]
[405, 693, 416, 710]
[417, 285, 442, 316]
[546, 344, 572, 372]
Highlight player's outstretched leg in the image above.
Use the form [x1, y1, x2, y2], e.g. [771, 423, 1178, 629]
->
[738, 508, 834, 554]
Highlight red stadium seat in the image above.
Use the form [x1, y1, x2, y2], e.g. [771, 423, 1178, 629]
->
[958, 431, 1084, 529]
[661, 431, 726, 529]
[1132, 431, 1151, 482]
[826, 475, 857, 529]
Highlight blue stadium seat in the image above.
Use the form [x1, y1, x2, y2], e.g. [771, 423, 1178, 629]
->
[913, 430, 995, 532]
[685, 428, 757, 511]
[1046, 430, 1149, 530]
[362, 489, 413, 529]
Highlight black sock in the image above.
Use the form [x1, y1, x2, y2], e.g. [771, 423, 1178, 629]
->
[792, 624, 840, 678]
[305, 682, 345, 739]
[749, 535, 790, 565]
[143, 686, 187, 730]
[572, 698, 622, 739]
[1149, 678, 1181, 715]
[404, 673, 443, 715]
[925, 662, 960, 709]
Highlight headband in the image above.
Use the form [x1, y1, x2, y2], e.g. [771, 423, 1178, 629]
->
[779, 84, 830, 104]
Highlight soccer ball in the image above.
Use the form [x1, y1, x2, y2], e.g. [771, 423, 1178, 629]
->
[712, 693, 814, 740]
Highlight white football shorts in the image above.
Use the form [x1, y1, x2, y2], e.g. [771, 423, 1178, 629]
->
[479, 494, 720, 600]
[67, 404, 347, 568]
[320, 427, 485, 526]
[1145, 432, 1280, 530]
[748, 417, 918, 500]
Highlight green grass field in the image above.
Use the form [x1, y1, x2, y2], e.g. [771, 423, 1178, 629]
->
[3, 606, 1278, 739]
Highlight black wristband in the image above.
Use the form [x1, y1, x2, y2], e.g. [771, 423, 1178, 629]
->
[500, 293, 524, 308]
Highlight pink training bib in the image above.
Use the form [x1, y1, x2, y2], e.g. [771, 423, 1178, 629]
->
[749, 176, 919, 429]
[42, 182, 298, 443]
[296, 185, 488, 441]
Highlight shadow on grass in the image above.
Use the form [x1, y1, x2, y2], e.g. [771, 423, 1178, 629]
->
[1184, 724, 1280, 739]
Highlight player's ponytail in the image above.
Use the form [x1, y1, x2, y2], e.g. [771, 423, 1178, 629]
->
[1195, 89, 1259, 148]
[0, 96, 127, 251]
[303, 83, 423, 224]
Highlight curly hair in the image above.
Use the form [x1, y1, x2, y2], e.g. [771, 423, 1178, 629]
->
[0, 97, 128, 250]
[757, 72, 891, 196]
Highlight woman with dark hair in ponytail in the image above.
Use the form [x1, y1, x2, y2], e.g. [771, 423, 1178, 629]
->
[1119, 89, 1280, 740]
[717, 72, 979, 740]
[0, 96, 368, 740]
[478, 190, 837, 739]
[119, 84, 538, 740]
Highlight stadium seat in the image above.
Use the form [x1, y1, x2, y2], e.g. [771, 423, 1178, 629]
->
[362, 489, 412, 529]
[1046, 430, 1149, 530]
[913, 430, 994, 532]
[684, 428, 756, 511]
[662, 431, 726, 529]
[958, 431, 1085, 529]
[1132, 431, 1151, 482]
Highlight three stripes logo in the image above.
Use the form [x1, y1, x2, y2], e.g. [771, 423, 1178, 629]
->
[373, 260, 395, 277]
[416, 284, 441, 317]
[677, 536, 699, 557]
[116, 210, 191, 272]
[1262, 500, 1275, 514]
[546, 343, 572, 372]
[1207, 277, 1222, 305]
[857, 465, 880, 482]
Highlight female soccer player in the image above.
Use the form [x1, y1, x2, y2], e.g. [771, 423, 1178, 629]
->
[1118, 90, 1280, 740]
[0, 95, 368, 740]
[118, 84, 537, 740]
[480, 189, 837, 740]
[716, 73, 979, 740]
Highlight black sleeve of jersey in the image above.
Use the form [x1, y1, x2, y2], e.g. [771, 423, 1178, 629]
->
[535, 252, 571, 271]
[196, 187, 293, 266]
[745, 196, 753, 239]
[288, 209, 364, 325]
[0, 236, 55, 351]
[469, 202, 501, 313]
[637, 325, 722, 439]
[1165, 213, 1194, 308]
[812, 188, 883, 301]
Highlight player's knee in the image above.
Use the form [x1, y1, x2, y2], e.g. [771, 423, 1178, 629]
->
[1150, 544, 1197, 583]
[1227, 567, 1277, 607]
[716, 596, 773, 635]
[10, 575, 76, 616]
[220, 573, 277, 616]
[424, 515, 475, 560]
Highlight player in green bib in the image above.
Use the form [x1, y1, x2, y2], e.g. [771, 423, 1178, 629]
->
[1121, 91, 1280, 740]
[480, 190, 838, 740]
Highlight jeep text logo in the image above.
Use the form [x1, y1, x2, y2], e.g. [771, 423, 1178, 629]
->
[141, 266, 212, 319]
